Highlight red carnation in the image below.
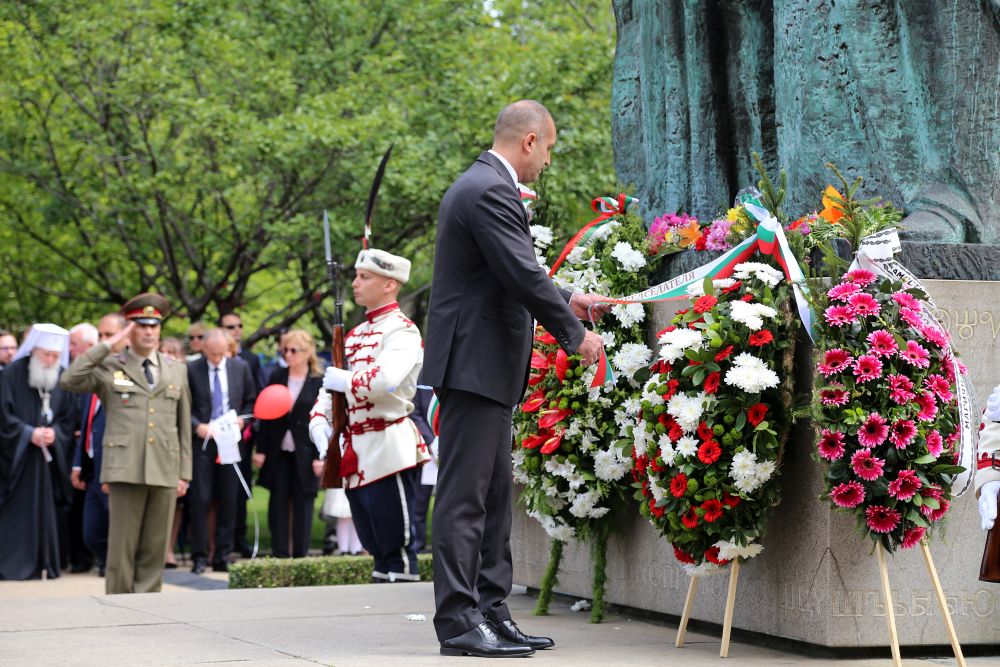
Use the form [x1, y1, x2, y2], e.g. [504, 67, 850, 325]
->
[673, 545, 695, 564]
[693, 294, 718, 314]
[695, 235, 707, 251]
[698, 439, 722, 464]
[747, 403, 768, 427]
[681, 507, 699, 529]
[701, 498, 724, 522]
[703, 371, 721, 394]
[749, 330, 773, 347]
[714, 345, 735, 362]
[722, 492, 741, 508]
[669, 473, 688, 498]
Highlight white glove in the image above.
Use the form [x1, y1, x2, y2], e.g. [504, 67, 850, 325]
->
[309, 422, 333, 458]
[980, 480, 1000, 531]
[323, 366, 351, 392]
[985, 384, 1000, 421]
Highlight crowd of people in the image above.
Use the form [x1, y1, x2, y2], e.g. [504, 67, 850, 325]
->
[0, 295, 438, 589]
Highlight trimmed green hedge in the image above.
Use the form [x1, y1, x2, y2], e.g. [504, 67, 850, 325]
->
[228, 554, 433, 589]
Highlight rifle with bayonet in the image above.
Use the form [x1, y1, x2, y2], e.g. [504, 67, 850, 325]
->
[320, 210, 347, 489]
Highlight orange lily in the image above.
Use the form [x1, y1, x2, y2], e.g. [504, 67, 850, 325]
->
[819, 185, 845, 223]
[677, 221, 703, 248]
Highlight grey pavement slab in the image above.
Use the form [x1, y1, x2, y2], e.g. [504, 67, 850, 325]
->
[2, 581, 998, 666]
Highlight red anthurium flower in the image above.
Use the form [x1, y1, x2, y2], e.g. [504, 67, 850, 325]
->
[521, 432, 548, 449]
[539, 429, 565, 455]
[554, 349, 569, 382]
[520, 391, 546, 413]
[534, 329, 557, 345]
[538, 408, 573, 429]
[747, 403, 768, 426]
[530, 350, 549, 370]
[527, 372, 545, 387]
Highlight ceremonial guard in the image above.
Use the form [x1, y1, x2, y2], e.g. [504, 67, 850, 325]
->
[309, 248, 429, 582]
[61, 293, 192, 594]
[978, 385, 1000, 581]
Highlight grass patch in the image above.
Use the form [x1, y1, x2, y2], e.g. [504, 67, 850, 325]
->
[229, 553, 433, 589]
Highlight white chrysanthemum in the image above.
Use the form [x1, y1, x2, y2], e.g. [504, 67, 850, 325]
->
[657, 328, 703, 363]
[732, 351, 766, 369]
[734, 475, 762, 494]
[589, 220, 620, 242]
[730, 450, 758, 480]
[569, 489, 609, 519]
[633, 420, 651, 451]
[657, 434, 677, 465]
[611, 241, 647, 272]
[612, 302, 645, 328]
[647, 472, 665, 501]
[683, 562, 726, 577]
[729, 301, 776, 331]
[593, 447, 629, 481]
[544, 458, 575, 478]
[535, 253, 550, 272]
[567, 245, 588, 264]
[641, 381, 665, 407]
[667, 392, 708, 433]
[529, 511, 576, 541]
[754, 460, 777, 484]
[675, 435, 699, 458]
[724, 363, 779, 394]
[600, 330, 616, 350]
[686, 278, 738, 297]
[530, 225, 553, 249]
[715, 540, 765, 561]
[733, 262, 783, 286]
[612, 342, 653, 379]
[621, 397, 641, 417]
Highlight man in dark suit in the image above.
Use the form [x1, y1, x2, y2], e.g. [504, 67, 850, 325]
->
[187, 328, 256, 573]
[424, 100, 606, 658]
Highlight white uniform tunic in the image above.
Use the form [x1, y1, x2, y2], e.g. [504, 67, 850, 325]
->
[310, 302, 429, 489]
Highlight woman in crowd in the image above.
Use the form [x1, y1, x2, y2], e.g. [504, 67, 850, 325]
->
[254, 330, 324, 557]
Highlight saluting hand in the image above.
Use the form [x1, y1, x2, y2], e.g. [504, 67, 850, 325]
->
[575, 330, 604, 367]
[107, 321, 135, 353]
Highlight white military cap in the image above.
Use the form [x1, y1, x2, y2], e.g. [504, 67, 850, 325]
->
[355, 248, 410, 284]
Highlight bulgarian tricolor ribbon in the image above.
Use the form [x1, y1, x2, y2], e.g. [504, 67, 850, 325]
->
[549, 193, 639, 276]
[586, 200, 816, 388]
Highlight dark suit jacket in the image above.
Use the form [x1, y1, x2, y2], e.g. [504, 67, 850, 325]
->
[187, 356, 257, 455]
[256, 368, 323, 496]
[73, 394, 106, 484]
[237, 348, 263, 392]
[423, 151, 585, 407]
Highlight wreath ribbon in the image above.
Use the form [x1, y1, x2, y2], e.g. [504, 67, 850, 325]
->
[548, 194, 638, 277]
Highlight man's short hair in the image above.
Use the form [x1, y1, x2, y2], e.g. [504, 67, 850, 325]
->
[69, 322, 99, 346]
[493, 100, 552, 146]
[218, 311, 241, 326]
[100, 313, 127, 328]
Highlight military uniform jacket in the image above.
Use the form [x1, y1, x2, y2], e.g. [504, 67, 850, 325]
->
[60, 343, 192, 487]
[309, 302, 429, 489]
[977, 415, 1000, 496]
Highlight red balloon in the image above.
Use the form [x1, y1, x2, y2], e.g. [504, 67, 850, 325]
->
[254, 384, 294, 420]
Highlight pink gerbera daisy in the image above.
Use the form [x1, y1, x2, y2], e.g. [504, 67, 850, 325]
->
[925, 499, 950, 522]
[848, 292, 881, 317]
[845, 269, 877, 286]
[858, 413, 890, 448]
[820, 385, 850, 407]
[830, 481, 865, 508]
[827, 282, 860, 302]
[853, 355, 883, 383]
[889, 419, 917, 449]
[851, 449, 886, 481]
[915, 391, 938, 422]
[924, 374, 953, 402]
[887, 374, 916, 404]
[824, 305, 856, 327]
[919, 324, 949, 348]
[925, 429, 943, 457]
[865, 505, 901, 533]
[891, 291, 919, 309]
[817, 429, 847, 461]
[899, 306, 923, 328]
[901, 526, 926, 549]
[866, 330, 898, 357]
[899, 340, 930, 368]
[887, 469, 922, 500]
[818, 348, 853, 376]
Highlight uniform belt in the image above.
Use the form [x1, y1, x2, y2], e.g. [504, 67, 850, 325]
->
[348, 416, 407, 435]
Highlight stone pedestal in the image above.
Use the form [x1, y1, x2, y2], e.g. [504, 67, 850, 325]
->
[513, 279, 1000, 649]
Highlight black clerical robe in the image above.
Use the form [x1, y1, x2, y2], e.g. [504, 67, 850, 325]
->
[0, 357, 75, 580]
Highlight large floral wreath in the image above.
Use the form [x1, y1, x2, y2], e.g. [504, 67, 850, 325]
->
[631, 261, 796, 574]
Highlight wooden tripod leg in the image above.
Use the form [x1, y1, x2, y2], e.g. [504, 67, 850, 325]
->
[720, 559, 741, 658]
[920, 542, 966, 667]
[876, 543, 902, 667]
[675, 575, 699, 648]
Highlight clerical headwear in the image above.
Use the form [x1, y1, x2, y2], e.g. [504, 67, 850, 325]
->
[121, 292, 170, 325]
[13, 322, 70, 368]
[355, 248, 410, 284]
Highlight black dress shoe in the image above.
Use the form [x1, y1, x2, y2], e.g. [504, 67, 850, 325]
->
[440, 622, 534, 658]
[191, 558, 207, 575]
[491, 619, 554, 650]
[212, 560, 229, 573]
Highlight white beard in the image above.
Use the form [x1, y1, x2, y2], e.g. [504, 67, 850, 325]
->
[28, 355, 60, 392]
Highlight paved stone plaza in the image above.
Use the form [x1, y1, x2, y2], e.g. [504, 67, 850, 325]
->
[1, 573, 996, 666]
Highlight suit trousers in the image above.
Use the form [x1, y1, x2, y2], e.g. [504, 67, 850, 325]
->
[346, 468, 419, 580]
[267, 451, 315, 558]
[82, 482, 109, 566]
[106, 483, 176, 594]
[432, 388, 514, 642]
[189, 449, 238, 563]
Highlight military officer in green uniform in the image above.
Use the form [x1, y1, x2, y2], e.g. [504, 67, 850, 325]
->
[61, 293, 192, 594]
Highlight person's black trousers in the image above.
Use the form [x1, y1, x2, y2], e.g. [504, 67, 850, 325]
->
[432, 388, 514, 642]
[412, 481, 434, 552]
[267, 451, 314, 558]
[189, 448, 238, 564]
[347, 468, 419, 580]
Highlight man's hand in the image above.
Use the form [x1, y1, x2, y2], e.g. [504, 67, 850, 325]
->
[177, 479, 189, 498]
[101, 483, 109, 495]
[252, 452, 266, 468]
[70, 468, 87, 491]
[312, 459, 325, 477]
[575, 330, 604, 367]
[980, 480, 1000, 530]
[30, 427, 55, 447]
[107, 321, 135, 353]
[195, 423, 212, 440]
[569, 293, 612, 322]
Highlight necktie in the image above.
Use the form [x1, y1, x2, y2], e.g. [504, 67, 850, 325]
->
[211, 367, 223, 419]
[142, 358, 155, 390]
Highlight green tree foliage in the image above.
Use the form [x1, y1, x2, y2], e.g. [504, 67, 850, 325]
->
[0, 0, 615, 344]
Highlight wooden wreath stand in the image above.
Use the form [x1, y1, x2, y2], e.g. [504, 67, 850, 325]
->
[674, 544, 966, 664]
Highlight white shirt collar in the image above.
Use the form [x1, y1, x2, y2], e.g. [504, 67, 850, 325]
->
[208, 356, 227, 373]
[487, 149, 519, 188]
